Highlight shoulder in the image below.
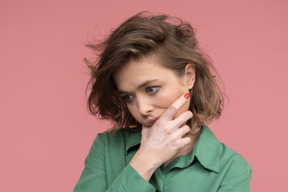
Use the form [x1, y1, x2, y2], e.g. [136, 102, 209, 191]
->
[214, 142, 252, 190]
[219, 142, 250, 166]
[86, 128, 133, 164]
[203, 128, 252, 189]
[93, 128, 130, 146]
[196, 126, 251, 175]
[217, 141, 252, 180]
[92, 127, 141, 150]
[200, 126, 251, 170]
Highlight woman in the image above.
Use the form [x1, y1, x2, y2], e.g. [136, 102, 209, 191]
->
[74, 12, 252, 192]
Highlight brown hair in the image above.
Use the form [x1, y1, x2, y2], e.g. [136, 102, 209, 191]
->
[85, 11, 225, 132]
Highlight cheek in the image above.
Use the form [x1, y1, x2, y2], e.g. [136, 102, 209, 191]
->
[155, 89, 189, 113]
[154, 93, 178, 109]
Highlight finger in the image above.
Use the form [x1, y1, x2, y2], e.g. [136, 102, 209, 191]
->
[173, 124, 191, 139]
[161, 93, 190, 120]
[179, 137, 192, 148]
[172, 111, 193, 128]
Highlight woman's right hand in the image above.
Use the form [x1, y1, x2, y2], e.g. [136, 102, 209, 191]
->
[129, 93, 193, 181]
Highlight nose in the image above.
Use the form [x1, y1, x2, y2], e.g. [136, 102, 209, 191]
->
[136, 96, 153, 116]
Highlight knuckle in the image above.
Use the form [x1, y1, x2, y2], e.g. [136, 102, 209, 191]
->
[164, 127, 173, 134]
[175, 139, 182, 148]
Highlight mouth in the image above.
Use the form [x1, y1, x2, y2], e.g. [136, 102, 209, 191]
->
[144, 116, 160, 127]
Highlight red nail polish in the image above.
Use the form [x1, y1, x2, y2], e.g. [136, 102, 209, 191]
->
[184, 93, 190, 99]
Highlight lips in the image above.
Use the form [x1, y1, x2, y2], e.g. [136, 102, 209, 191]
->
[144, 116, 160, 127]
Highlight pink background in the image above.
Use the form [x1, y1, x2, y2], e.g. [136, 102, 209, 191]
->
[1, 0, 287, 191]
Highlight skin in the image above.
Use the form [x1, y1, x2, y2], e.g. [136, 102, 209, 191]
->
[113, 55, 200, 181]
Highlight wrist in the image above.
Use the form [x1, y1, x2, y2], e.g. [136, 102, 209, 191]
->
[129, 149, 159, 181]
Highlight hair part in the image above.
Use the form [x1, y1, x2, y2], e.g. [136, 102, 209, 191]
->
[85, 11, 226, 133]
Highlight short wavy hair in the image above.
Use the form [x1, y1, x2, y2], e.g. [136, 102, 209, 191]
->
[85, 11, 225, 132]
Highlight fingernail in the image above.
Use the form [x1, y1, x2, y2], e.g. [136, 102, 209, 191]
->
[184, 93, 190, 99]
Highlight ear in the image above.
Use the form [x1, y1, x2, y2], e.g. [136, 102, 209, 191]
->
[184, 63, 196, 89]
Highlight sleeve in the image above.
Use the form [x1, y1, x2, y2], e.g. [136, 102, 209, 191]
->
[73, 133, 156, 192]
[107, 164, 156, 192]
[217, 154, 252, 192]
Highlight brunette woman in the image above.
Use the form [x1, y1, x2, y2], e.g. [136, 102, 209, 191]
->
[74, 12, 252, 192]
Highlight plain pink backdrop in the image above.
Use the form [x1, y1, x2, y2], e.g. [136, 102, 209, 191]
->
[1, 0, 287, 191]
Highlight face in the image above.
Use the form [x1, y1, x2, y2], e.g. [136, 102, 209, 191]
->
[113, 55, 195, 127]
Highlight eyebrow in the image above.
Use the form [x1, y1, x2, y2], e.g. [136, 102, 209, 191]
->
[118, 79, 159, 94]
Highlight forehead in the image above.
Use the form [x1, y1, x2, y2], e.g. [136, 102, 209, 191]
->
[112, 56, 177, 90]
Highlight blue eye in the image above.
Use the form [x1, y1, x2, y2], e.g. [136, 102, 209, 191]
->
[122, 95, 134, 103]
[145, 86, 160, 94]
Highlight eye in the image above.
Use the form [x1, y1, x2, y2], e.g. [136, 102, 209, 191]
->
[122, 95, 134, 103]
[145, 86, 160, 95]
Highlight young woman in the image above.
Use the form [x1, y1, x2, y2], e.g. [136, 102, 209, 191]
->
[74, 12, 252, 192]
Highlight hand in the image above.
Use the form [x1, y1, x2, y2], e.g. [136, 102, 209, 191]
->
[130, 93, 193, 181]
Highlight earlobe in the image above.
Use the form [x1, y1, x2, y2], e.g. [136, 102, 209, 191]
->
[185, 63, 196, 89]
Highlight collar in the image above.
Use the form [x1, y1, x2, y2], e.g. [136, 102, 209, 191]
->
[125, 126, 220, 173]
[125, 128, 141, 153]
[193, 126, 220, 173]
